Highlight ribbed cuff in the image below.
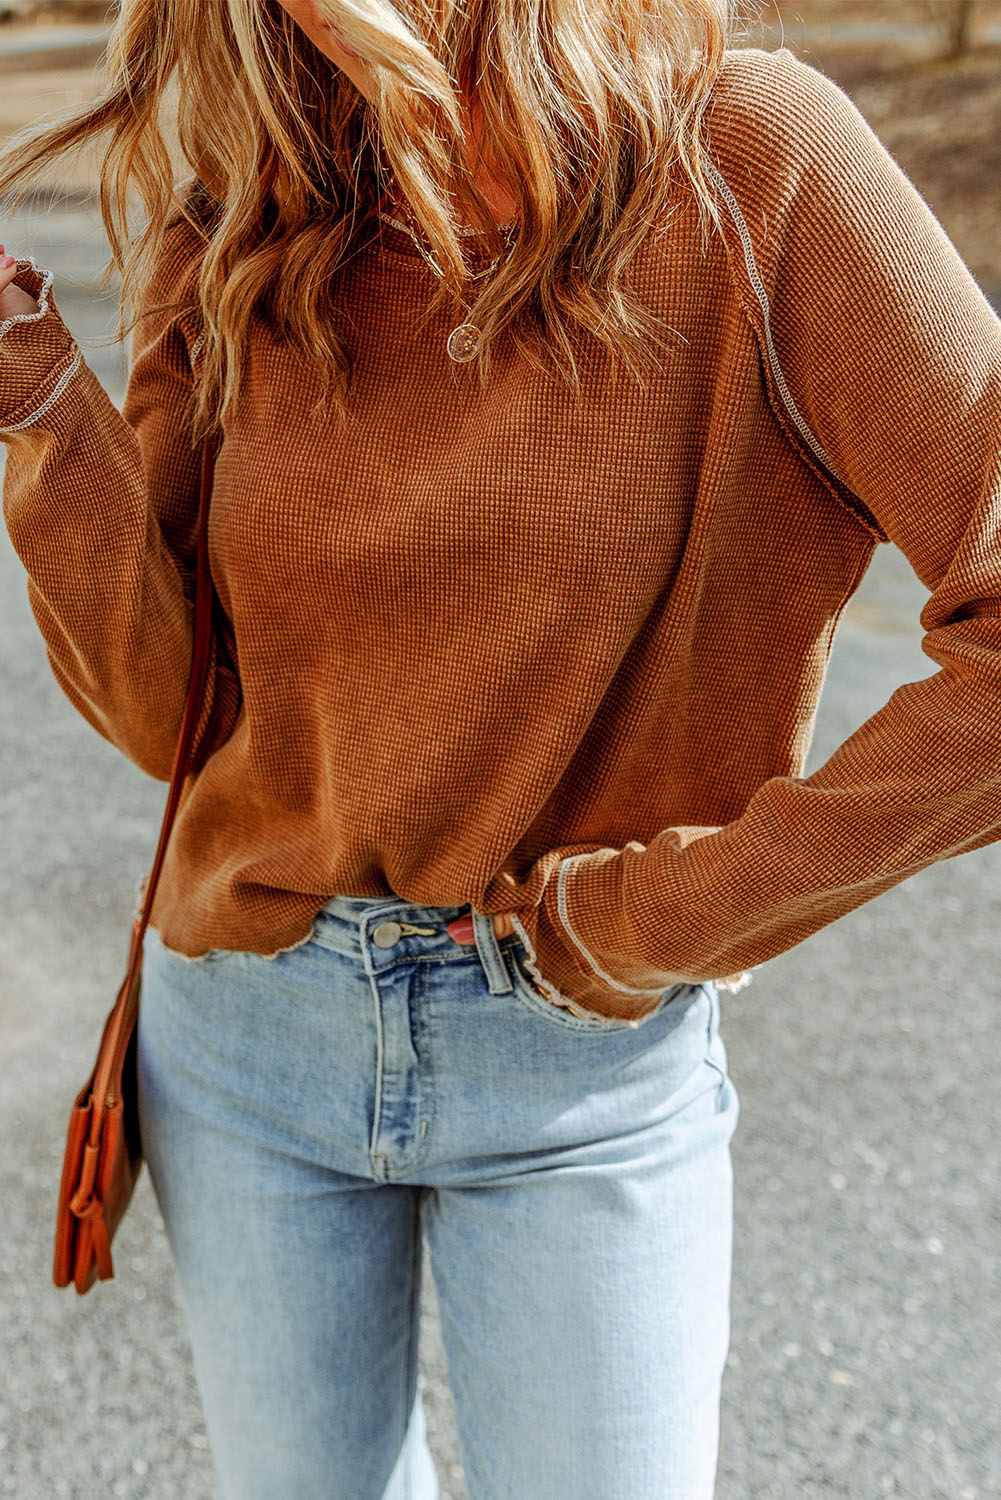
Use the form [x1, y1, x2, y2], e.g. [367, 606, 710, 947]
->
[510, 841, 754, 1021]
[509, 845, 685, 1022]
[0, 257, 80, 431]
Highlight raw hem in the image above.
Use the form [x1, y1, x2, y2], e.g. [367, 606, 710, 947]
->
[508, 911, 643, 1028]
[557, 853, 672, 997]
[145, 921, 319, 964]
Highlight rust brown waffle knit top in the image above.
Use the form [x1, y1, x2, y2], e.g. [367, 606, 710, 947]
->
[3, 45, 1001, 1022]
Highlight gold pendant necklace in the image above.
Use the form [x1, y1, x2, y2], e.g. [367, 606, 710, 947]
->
[375, 185, 518, 363]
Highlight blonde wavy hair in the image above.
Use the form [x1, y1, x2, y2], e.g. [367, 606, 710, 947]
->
[0, 0, 750, 437]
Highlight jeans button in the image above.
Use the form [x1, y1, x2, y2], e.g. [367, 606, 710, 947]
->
[372, 920, 403, 948]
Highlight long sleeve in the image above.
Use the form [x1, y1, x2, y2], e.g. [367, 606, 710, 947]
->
[0, 225, 240, 781]
[510, 48, 1001, 1019]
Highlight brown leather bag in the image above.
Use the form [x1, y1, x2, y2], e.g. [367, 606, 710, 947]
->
[53, 429, 221, 1293]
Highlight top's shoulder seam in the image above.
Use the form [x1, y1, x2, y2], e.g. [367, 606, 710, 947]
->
[702, 156, 888, 544]
[703, 159, 840, 479]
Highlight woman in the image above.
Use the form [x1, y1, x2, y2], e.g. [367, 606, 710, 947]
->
[2, 0, 1000, 1496]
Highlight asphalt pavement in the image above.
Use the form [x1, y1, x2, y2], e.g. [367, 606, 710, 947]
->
[0, 196, 999, 1500]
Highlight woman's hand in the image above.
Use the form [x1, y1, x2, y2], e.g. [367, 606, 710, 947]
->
[446, 911, 517, 945]
[0, 245, 40, 319]
[446, 910, 552, 1000]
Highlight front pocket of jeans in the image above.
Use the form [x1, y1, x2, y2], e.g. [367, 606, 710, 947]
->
[501, 938, 682, 1032]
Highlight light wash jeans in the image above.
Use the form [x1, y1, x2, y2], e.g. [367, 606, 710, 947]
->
[137, 893, 740, 1500]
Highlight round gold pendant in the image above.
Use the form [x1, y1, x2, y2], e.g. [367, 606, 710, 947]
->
[446, 323, 481, 363]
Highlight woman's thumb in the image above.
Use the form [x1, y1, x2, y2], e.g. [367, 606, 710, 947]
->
[0, 251, 39, 318]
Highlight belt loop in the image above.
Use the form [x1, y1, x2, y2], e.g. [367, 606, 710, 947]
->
[471, 910, 514, 995]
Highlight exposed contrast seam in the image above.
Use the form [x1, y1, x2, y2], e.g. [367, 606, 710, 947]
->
[0, 255, 55, 341]
[702, 158, 846, 489]
[557, 854, 667, 997]
[0, 346, 84, 433]
[401, 1193, 422, 1500]
[558, 852, 756, 996]
[507, 909, 642, 1026]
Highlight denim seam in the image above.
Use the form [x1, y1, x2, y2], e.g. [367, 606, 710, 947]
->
[415, 962, 438, 1166]
[471, 908, 515, 994]
[699, 982, 728, 1114]
[362, 929, 389, 1176]
[402, 1192, 422, 1500]
[402, 962, 437, 1171]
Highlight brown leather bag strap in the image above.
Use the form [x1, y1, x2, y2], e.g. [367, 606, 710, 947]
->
[127, 427, 222, 965]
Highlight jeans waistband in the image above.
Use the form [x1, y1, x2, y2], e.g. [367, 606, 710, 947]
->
[314, 893, 515, 996]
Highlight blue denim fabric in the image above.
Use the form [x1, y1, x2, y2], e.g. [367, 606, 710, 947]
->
[137, 893, 740, 1500]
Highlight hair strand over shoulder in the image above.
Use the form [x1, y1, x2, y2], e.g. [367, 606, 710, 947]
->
[0, 0, 754, 433]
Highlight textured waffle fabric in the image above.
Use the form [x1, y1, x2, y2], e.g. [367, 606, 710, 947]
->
[3, 46, 1000, 1022]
